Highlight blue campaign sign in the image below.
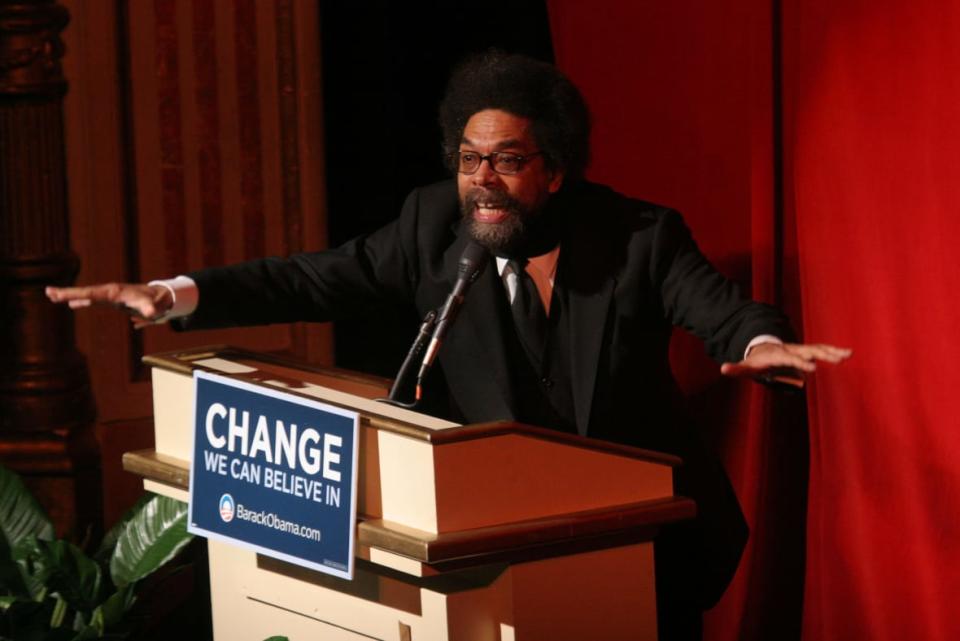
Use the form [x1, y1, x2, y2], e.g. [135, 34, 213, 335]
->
[188, 370, 359, 579]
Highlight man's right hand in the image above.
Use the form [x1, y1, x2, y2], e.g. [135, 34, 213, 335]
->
[45, 283, 173, 329]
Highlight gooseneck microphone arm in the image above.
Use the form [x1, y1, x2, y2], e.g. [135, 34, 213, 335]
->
[414, 242, 490, 400]
[378, 241, 489, 408]
[384, 309, 437, 404]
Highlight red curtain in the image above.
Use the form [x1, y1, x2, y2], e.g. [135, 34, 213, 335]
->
[549, 0, 960, 639]
[785, 0, 960, 639]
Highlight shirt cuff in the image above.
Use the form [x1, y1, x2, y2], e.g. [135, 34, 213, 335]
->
[744, 334, 783, 360]
[148, 275, 199, 322]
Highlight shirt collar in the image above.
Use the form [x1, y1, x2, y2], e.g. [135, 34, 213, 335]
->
[495, 244, 561, 284]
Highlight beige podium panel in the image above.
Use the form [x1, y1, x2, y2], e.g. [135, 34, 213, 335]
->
[124, 346, 694, 641]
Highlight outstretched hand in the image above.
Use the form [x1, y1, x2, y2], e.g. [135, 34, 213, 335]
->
[45, 283, 173, 329]
[720, 342, 852, 387]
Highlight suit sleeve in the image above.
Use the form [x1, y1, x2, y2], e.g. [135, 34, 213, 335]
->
[174, 189, 425, 331]
[650, 209, 794, 363]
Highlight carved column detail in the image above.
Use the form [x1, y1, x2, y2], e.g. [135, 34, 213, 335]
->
[0, 101, 69, 254]
[0, 0, 98, 534]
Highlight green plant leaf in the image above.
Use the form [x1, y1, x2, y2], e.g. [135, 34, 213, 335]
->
[49, 593, 68, 628]
[67, 585, 135, 641]
[109, 496, 193, 588]
[70, 625, 102, 641]
[101, 584, 136, 626]
[95, 494, 152, 565]
[14, 537, 102, 613]
[11, 535, 52, 601]
[35, 540, 103, 613]
[0, 465, 54, 596]
[0, 465, 54, 549]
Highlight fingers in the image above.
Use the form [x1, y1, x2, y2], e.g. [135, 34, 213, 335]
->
[722, 340, 853, 383]
[46, 283, 124, 304]
[785, 343, 852, 364]
[46, 282, 173, 324]
[722, 360, 806, 384]
[720, 362, 748, 377]
[778, 349, 819, 373]
[746, 343, 818, 372]
[740, 347, 813, 372]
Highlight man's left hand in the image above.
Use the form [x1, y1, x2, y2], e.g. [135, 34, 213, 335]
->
[720, 342, 852, 386]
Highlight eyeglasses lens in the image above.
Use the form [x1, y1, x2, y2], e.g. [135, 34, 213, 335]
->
[456, 152, 523, 175]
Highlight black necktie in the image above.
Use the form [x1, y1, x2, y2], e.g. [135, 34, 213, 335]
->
[507, 259, 548, 361]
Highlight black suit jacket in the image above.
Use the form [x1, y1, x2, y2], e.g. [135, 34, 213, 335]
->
[179, 179, 793, 606]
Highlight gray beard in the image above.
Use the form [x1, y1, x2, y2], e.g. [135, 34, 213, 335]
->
[466, 214, 527, 253]
[460, 188, 531, 254]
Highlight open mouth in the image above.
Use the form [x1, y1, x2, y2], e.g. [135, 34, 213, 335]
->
[473, 205, 510, 224]
[465, 190, 520, 225]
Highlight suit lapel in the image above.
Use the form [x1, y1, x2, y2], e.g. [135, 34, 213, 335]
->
[558, 193, 615, 437]
[563, 252, 614, 436]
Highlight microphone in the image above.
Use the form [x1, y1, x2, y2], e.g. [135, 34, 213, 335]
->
[415, 241, 489, 396]
[383, 309, 437, 404]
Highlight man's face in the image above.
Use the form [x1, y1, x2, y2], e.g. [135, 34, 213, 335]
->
[458, 109, 564, 253]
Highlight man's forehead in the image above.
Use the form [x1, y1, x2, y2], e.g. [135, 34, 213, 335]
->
[460, 109, 535, 148]
[460, 135, 528, 150]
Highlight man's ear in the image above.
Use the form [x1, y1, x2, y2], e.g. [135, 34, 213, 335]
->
[548, 170, 565, 193]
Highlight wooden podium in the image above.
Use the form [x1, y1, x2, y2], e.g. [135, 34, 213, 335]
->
[123, 346, 694, 641]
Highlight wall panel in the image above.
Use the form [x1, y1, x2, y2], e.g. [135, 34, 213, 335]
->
[62, 0, 330, 522]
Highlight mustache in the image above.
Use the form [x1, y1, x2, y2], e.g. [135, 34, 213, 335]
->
[462, 188, 523, 215]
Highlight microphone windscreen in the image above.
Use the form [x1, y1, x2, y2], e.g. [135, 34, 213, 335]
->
[458, 241, 490, 282]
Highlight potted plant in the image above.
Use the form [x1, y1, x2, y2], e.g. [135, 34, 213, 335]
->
[0, 464, 195, 640]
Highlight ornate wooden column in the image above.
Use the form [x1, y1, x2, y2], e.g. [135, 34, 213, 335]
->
[0, 0, 99, 534]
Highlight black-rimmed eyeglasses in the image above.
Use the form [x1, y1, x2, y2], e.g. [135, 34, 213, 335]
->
[450, 150, 544, 175]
